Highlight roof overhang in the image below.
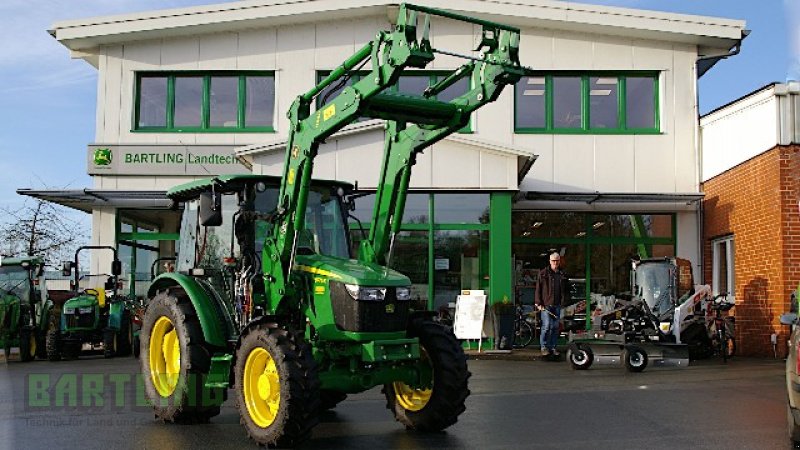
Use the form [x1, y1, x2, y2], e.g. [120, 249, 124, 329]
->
[16, 189, 172, 213]
[51, 0, 746, 58]
[236, 118, 538, 184]
[515, 191, 703, 212]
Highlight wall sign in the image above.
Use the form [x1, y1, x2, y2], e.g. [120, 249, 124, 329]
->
[87, 145, 249, 176]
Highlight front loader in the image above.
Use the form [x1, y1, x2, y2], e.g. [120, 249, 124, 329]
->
[140, 4, 523, 446]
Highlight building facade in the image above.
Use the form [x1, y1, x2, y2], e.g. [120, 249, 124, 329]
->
[701, 82, 800, 357]
[25, 0, 745, 327]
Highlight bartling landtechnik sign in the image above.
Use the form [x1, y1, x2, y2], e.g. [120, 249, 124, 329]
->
[87, 145, 248, 176]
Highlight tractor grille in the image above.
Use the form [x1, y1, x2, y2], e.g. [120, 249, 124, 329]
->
[329, 282, 410, 332]
[65, 312, 95, 329]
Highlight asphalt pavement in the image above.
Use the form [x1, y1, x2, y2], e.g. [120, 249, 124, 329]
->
[0, 352, 790, 449]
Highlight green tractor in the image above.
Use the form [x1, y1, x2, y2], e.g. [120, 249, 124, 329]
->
[0, 256, 51, 361]
[46, 246, 132, 360]
[140, 4, 523, 446]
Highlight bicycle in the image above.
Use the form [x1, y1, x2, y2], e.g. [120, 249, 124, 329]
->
[512, 305, 536, 349]
[708, 293, 736, 362]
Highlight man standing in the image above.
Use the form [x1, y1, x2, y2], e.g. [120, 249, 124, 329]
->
[535, 252, 569, 357]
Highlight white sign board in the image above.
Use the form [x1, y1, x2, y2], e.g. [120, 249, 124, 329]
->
[434, 258, 450, 271]
[454, 290, 486, 340]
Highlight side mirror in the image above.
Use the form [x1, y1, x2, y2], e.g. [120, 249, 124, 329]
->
[199, 191, 222, 227]
[111, 260, 122, 276]
[61, 261, 73, 277]
[781, 313, 798, 326]
[104, 277, 115, 291]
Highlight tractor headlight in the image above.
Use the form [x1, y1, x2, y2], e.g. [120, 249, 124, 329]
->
[79, 307, 94, 314]
[344, 284, 386, 301]
[396, 286, 412, 301]
[63, 308, 75, 315]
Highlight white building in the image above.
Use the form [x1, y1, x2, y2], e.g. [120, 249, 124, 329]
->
[23, 0, 745, 310]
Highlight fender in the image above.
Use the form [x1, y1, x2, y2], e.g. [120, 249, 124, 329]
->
[148, 273, 229, 348]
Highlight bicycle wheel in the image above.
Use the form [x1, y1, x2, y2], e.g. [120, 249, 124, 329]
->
[513, 321, 533, 348]
[718, 328, 728, 363]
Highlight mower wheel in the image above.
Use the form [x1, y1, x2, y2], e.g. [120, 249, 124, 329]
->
[567, 343, 594, 370]
[234, 323, 320, 447]
[141, 289, 225, 423]
[319, 390, 348, 412]
[382, 320, 470, 432]
[624, 345, 648, 373]
[19, 328, 35, 362]
[45, 311, 61, 362]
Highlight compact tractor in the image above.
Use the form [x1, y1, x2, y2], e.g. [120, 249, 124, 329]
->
[567, 257, 714, 372]
[140, 4, 523, 447]
[0, 256, 51, 361]
[47, 246, 132, 360]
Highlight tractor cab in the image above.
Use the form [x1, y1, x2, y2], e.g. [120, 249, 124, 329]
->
[0, 256, 50, 361]
[631, 257, 695, 321]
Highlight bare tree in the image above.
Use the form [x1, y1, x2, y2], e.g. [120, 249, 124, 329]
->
[0, 198, 89, 267]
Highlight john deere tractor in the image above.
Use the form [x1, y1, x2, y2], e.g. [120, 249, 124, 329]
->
[46, 246, 132, 360]
[140, 4, 523, 446]
[0, 256, 51, 361]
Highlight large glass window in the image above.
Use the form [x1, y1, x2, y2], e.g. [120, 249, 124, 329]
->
[515, 72, 659, 134]
[434, 194, 489, 224]
[389, 230, 430, 307]
[433, 230, 487, 310]
[135, 72, 275, 132]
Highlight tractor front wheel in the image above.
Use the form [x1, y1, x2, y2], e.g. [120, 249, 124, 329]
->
[382, 320, 470, 431]
[234, 324, 320, 447]
[45, 311, 61, 362]
[19, 328, 36, 362]
[140, 289, 224, 423]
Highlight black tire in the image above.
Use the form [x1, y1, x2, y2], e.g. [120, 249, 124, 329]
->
[625, 345, 648, 373]
[45, 310, 61, 362]
[117, 310, 132, 357]
[133, 333, 140, 359]
[568, 343, 593, 370]
[382, 320, 470, 431]
[319, 390, 348, 412]
[513, 321, 534, 349]
[234, 323, 320, 447]
[140, 289, 225, 423]
[19, 328, 35, 362]
[682, 322, 712, 360]
[103, 329, 117, 358]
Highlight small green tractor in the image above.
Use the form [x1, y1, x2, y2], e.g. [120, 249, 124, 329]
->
[0, 256, 51, 361]
[140, 4, 523, 446]
[46, 246, 132, 360]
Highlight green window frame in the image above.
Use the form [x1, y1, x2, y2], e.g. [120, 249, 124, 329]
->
[134, 71, 276, 133]
[315, 70, 472, 133]
[514, 72, 660, 135]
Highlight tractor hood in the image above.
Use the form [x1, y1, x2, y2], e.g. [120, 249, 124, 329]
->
[294, 254, 410, 287]
[63, 294, 99, 311]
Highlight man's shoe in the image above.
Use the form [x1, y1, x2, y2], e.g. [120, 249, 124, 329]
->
[540, 348, 549, 356]
[550, 349, 560, 356]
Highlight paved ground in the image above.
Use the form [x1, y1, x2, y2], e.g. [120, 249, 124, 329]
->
[0, 353, 790, 449]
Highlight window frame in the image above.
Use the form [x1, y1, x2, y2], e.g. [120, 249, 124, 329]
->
[133, 71, 276, 133]
[514, 71, 660, 135]
[711, 235, 735, 300]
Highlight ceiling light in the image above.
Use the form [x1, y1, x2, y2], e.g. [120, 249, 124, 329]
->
[523, 89, 544, 96]
[575, 231, 587, 238]
[590, 89, 611, 96]
[594, 77, 617, 85]
[532, 222, 543, 228]
[592, 221, 605, 229]
[527, 77, 545, 85]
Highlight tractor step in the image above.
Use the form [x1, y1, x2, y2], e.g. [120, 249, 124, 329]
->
[205, 354, 233, 389]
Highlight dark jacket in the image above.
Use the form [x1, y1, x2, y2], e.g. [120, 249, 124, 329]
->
[535, 267, 569, 307]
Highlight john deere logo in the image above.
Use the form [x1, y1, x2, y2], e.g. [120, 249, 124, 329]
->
[93, 148, 112, 166]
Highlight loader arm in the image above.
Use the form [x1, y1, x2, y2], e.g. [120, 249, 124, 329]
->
[261, 3, 523, 311]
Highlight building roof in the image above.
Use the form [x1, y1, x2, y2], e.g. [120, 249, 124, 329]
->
[51, 0, 745, 58]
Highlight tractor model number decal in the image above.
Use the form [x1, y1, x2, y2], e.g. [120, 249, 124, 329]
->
[323, 104, 336, 121]
[314, 285, 326, 295]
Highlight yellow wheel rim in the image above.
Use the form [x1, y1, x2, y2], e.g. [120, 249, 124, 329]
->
[243, 347, 281, 428]
[149, 316, 180, 397]
[393, 349, 433, 412]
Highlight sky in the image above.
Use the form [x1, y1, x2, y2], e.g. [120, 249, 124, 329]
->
[0, 0, 796, 217]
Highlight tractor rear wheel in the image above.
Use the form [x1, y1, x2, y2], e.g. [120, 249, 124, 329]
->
[140, 289, 224, 423]
[234, 324, 320, 447]
[45, 311, 61, 362]
[382, 320, 470, 431]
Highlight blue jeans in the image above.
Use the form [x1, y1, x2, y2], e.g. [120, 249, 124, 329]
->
[540, 306, 561, 351]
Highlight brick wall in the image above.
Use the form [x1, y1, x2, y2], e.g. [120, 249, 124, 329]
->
[703, 145, 800, 357]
